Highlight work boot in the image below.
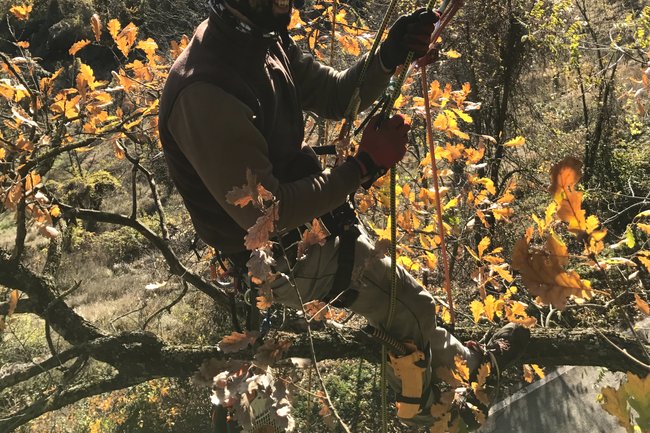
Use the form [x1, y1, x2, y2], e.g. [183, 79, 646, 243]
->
[467, 323, 531, 376]
[458, 323, 531, 430]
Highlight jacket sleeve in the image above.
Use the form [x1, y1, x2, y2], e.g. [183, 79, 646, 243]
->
[287, 38, 393, 120]
[167, 81, 362, 233]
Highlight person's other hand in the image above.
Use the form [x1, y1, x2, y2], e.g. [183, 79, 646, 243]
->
[380, 8, 439, 70]
[356, 114, 410, 174]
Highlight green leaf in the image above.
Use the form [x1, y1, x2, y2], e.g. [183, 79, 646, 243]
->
[625, 226, 636, 249]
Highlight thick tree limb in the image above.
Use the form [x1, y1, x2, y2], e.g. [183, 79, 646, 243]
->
[1, 325, 647, 430]
[0, 249, 104, 344]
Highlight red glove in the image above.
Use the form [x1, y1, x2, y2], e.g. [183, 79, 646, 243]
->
[353, 114, 410, 186]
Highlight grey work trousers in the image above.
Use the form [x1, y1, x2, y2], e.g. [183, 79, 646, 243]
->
[271, 225, 473, 395]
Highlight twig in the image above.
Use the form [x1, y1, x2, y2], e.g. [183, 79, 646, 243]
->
[277, 238, 353, 433]
[142, 280, 189, 330]
[594, 328, 650, 372]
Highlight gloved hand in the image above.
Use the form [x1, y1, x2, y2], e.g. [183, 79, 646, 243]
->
[380, 8, 439, 70]
[353, 114, 410, 186]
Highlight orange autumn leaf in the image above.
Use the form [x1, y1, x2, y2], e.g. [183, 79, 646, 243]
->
[115, 22, 138, 57]
[7, 289, 19, 316]
[226, 169, 274, 209]
[635, 294, 650, 316]
[107, 19, 121, 41]
[10, 4, 31, 20]
[550, 157, 587, 233]
[69, 39, 91, 56]
[512, 234, 592, 309]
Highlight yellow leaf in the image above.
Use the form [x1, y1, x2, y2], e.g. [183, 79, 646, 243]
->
[532, 364, 545, 379]
[433, 113, 448, 131]
[444, 49, 462, 59]
[484, 295, 499, 322]
[10, 4, 32, 20]
[523, 364, 535, 383]
[0, 148, 5, 159]
[136, 38, 158, 58]
[107, 19, 121, 41]
[492, 264, 514, 282]
[50, 205, 61, 218]
[91, 14, 102, 42]
[638, 223, 650, 235]
[289, 9, 305, 29]
[504, 136, 526, 147]
[443, 196, 458, 211]
[69, 39, 91, 56]
[453, 355, 470, 382]
[470, 300, 484, 323]
[478, 237, 490, 259]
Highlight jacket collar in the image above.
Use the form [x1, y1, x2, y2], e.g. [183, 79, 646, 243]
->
[208, 0, 280, 56]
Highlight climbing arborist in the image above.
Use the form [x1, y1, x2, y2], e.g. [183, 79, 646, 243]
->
[158, 0, 530, 427]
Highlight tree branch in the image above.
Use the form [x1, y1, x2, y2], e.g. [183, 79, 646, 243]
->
[58, 205, 231, 307]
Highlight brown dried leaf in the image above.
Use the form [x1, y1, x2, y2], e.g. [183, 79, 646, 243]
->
[635, 294, 650, 316]
[244, 204, 278, 251]
[254, 338, 291, 367]
[91, 14, 102, 42]
[246, 247, 275, 283]
[218, 331, 259, 354]
[303, 300, 329, 321]
[296, 219, 329, 260]
[550, 157, 587, 234]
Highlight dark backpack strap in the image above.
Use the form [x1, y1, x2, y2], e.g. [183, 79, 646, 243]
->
[323, 224, 361, 308]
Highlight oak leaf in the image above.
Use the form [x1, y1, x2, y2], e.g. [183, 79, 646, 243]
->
[512, 235, 592, 309]
[115, 22, 138, 57]
[91, 14, 102, 42]
[9, 4, 31, 20]
[296, 219, 329, 260]
[218, 331, 259, 354]
[246, 247, 276, 284]
[635, 294, 650, 316]
[550, 157, 587, 234]
[244, 204, 278, 251]
[69, 40, 91, 56]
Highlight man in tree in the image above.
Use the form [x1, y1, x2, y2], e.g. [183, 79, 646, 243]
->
[159, 0, 529, 427]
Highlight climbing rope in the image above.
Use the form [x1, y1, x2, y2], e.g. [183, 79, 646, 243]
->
[374, 1, 463, 431]
[330, 0, 464, 430]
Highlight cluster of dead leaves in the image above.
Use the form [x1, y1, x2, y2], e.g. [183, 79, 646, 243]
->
[429, 356, 491, 432]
